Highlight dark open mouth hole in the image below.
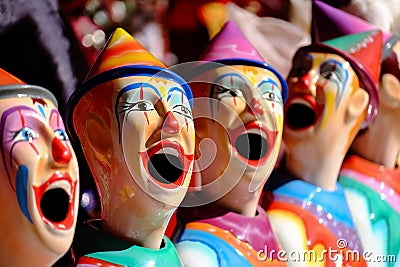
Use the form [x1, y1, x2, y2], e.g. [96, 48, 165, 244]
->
[235, 133, 268, 160]
[287, 103, 316, 129]
[40, 188, 69, 223]
[148, 154, 183, 184]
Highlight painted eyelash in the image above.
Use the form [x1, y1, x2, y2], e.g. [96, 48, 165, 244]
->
[118, 101, 137, 114]
[215, 85, 230, 94]
[4, 129, 22, 143]
[173, 105, 193, 119]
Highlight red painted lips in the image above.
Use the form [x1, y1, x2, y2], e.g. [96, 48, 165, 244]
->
[33, 172, 77, 230]
[140, 140, 194, 189]
[227, 121, 277, 167]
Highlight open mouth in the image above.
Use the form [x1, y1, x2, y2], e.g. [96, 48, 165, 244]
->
[228, 121, 276, 167]
[285, 95, 319, 130]
[33, 173, 77, 230]
[140, 140, 194, 189]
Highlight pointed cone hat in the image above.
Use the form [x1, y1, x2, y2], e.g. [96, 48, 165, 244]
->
[200, 20, 265, 63]
[85, 27, 166, 81]
[296, 30, 382, 128]
[66, 28, 193, 139]
[199, 20, 288, 102]
[0, 68, 25, 85]
[312, 0, 399, 60]
[80, 27, 191, 101]
[0, 68, 57, 105]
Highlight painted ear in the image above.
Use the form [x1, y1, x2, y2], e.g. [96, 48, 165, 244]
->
[380, 73, 400, 109]
[346, 88, 369, 123]
[85, 112, 112, 161]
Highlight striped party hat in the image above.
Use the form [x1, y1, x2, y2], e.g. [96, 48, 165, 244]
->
[85, 27, 166, 81]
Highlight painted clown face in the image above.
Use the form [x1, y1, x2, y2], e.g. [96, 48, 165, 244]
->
[71, 69, 195, 247]
[284, 52, 360, 148]
[116, 75, 195, 206]
[190, 64, 284, 208]
[0, 96, 79, 256]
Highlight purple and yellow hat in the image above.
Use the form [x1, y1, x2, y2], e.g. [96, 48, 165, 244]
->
[198, 20, 288, 103]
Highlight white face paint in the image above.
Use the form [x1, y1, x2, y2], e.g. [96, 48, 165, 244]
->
[117, 76, 195, 207]
[0, 96, 79, 260]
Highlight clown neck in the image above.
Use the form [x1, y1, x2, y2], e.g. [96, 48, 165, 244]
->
[284, 138, 350, 191]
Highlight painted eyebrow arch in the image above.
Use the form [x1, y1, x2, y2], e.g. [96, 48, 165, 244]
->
[210, 72, 248, 97]
[320, 59, 346, 71]
[213, 72, 247, 85]
[167, 86, 186, 102]
[320, 58, 349, 108]
[257, 79, 280, 89]
[117, 82, 162, 102]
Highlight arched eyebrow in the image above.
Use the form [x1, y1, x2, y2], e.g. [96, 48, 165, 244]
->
[167, 86, 186, 103]
[258, 79, 283, 103]
[49, 109, 63, 129]
[115, 82, 163, 143]
[210, 72, 248, 98]
[257, 79, 280, 90]
[320, 59, 349, 107]
[213, 73, 247, 87]
[117, 82, 162, 102]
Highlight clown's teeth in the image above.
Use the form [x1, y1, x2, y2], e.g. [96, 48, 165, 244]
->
[46, 180, 72, 196]
[290, 98, 312, 108]
[157, 147, 179, 157]
[245, 128, 267, 139]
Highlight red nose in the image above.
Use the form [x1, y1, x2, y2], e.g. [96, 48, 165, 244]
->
[52, 137, 71, 164]
[162, 111, 179, 134]
[249, 98, 264, 115]
[297, 73, 312, 91]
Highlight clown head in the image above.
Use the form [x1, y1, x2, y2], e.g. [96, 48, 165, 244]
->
[284, 30, 382, 189]
[0, 68, 79, 266]
[350, 39, 400, 168]
[66, 28, 195, 248]
[179, 21, 287, 216]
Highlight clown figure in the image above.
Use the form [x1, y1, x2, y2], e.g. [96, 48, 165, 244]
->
[66, 28, 195, 266]
[266, 23, 384, 266]
[173, 20, 288, 266]
[0, 68, 80, 267]
[295, 2, 400, 265]
[339, 39, 400, 267]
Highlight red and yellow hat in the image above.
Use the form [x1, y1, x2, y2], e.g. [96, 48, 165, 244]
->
[85, 28, 166, 81]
